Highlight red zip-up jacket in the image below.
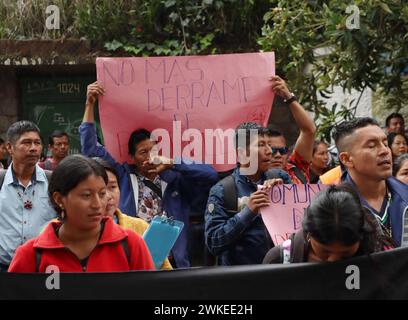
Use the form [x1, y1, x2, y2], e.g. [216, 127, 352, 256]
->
[8, 217, 155, 272]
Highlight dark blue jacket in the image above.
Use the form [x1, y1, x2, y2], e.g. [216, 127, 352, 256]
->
[80, 122, 218, 267]
[205, 167, 292, 265]
[342, 172, 408, 247]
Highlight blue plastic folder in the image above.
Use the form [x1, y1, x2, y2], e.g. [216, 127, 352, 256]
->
[143, 215, 184, 269]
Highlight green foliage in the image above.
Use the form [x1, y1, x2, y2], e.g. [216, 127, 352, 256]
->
[74, 0, 136, 43]
[0, 0, 269, 56]
[259, 0, 408, 139]
[99, 0, 270, 56]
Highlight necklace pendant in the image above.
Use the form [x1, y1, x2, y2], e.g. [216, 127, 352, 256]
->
[24, 200, 33, 210]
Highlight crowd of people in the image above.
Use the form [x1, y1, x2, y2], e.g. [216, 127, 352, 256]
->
[0, 75, 407, 273]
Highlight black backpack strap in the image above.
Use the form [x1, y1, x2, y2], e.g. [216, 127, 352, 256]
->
[219, 175, 237, 213]
[292, 166, 308, 184]
[35, 248, 42, 272]
[0, 169, 6, 190]
[121, 238, 131, 266]
[290, 231, 307, 263]
[142, 178, 162, 199]
[279, 243, 284, 263]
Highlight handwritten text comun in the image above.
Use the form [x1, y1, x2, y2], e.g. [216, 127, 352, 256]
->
[261, 184, 326, 245]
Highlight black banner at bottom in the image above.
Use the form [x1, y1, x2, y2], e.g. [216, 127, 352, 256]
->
[1, 246, 408, 301]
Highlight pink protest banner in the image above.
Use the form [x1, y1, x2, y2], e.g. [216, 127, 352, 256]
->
[260, 184, 327, 246]
[96, 52, 275, 171]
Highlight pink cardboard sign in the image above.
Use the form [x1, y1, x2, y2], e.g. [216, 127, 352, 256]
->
[260, 184, 327, 245]
[96, 52, 275, 171]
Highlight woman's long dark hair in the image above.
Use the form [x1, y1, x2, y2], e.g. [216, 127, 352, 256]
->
[302, 183, 392, 254]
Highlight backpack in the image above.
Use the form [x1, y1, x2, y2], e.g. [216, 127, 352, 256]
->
[220, 175, 238, 213]
[292, 166, 308, 184]
[279, 231, 307, 263]
[0, 169, 52, 190]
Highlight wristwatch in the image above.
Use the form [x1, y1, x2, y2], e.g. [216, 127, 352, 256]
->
[283, 93, 297, 106]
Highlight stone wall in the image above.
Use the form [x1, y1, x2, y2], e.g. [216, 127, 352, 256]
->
[0, 39, 96, 65]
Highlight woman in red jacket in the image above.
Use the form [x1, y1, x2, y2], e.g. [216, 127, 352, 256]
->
[9, 154, 154, 272]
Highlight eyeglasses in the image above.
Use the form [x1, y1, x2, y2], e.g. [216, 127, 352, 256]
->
[271, 147, 289, 155]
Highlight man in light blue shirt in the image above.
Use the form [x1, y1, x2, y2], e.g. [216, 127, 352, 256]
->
[0, 121, 56, 271]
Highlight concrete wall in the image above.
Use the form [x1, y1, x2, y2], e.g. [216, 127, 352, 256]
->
[0, 64, 96, 139]
[320, 81, 408, 132]
[372, 80, 408, 129]
[319, 86, 373, 119]
[0, 39, 97, 140]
